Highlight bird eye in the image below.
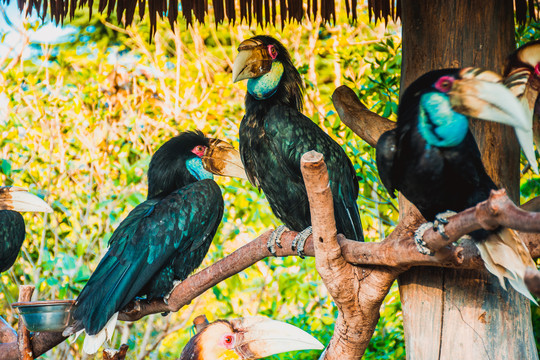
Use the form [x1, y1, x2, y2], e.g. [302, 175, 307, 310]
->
[268, 45, 278, 60]
[435, 76, 454, 92]
[224, 335, 234, 344]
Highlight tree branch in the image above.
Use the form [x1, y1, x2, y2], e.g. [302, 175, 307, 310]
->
[331, 85, 395, 147]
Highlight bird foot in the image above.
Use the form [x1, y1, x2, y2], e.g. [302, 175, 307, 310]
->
[292, 226, 312, 259]
[121, 299, 143, 316]
[414, 222, 435, 256]
[434, 210, 457, 240]
[267, 225, 288, 256]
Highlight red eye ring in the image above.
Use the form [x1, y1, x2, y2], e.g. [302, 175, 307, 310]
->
[268, 45, 278, 60]
[224, 335, 233, 344]
[435, 76, 454, 92]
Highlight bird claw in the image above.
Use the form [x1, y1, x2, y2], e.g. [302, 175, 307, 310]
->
[414, 222, 435, 256]
[434, 210, 457, 240]
[292, 226, 312, 259]
[267, 225, 288, 256]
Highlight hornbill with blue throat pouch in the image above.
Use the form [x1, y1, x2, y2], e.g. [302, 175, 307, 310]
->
[376, 68, 537, 303]
[232, 35, 363, 257]
[62, 131, 246, 353]
[0, 186, 53, 272]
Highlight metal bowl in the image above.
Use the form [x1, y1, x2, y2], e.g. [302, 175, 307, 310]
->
[11, 300, 76, 332]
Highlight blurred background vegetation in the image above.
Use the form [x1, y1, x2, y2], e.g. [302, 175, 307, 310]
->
[0, 1, 538, 358]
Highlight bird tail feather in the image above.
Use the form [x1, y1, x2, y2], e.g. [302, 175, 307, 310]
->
[475, 228, 537, 304]
[82, 312, 118, 354]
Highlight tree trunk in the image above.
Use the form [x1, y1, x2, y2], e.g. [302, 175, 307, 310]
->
[398, 0, 538, 359]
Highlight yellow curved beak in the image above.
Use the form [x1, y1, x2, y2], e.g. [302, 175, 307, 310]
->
[202, 139, 248, 180]
[232, 39, 273, 83]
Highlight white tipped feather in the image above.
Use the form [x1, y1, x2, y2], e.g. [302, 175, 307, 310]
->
[475, 228, 537, 304]
[82, 312, 118, 354]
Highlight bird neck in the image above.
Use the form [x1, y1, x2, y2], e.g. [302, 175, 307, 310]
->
[247, 61, 284, 100]
[417, 92, 469, 148]
[245, 59, 304, 115]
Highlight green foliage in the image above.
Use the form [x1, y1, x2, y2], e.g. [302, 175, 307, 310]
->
[2, 3, 538, 360]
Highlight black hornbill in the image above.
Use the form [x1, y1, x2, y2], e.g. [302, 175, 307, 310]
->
[0, 186, 53, 272]
[503, 39, 540, 172]
[179, 317, 324, 359]
[376, 68, 537, 302]
[232, 35, 363, 257]
[62, 131, 245, 353]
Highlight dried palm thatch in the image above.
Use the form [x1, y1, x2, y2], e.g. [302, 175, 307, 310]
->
[1, 0, 537, 36]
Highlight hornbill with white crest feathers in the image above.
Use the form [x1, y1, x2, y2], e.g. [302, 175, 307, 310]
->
[232, 35, 363, 257]
[0, 186, 53, 272]
[62, 131, 246, 354]
[178, 316, 324, 359]
[376, 68, 538, 303]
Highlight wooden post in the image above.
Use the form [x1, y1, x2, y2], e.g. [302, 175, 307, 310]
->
[17, 285, 34, 360]
[399, 0, 537, 359]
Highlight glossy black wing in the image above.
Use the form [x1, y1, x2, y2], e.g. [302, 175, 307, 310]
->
[71, 180, 223, 335]
[264, 106, 363, 241]
[0, 210, 25, 272]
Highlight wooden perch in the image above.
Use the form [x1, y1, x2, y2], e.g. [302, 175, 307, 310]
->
[103, 344, 129, 360]
[331, 85, 395, 148]
[301, 150, 399, 359]
[17, 285, 34, 360]
[0, 318, 17, 344]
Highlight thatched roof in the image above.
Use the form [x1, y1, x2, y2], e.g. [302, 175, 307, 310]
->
[2, 0, 537, 35]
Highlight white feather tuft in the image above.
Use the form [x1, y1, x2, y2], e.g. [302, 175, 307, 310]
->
[82, 312, 118, 354]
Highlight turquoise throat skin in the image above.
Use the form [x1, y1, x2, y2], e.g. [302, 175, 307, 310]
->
[418, 92, 469, 148]
[186, 157, 214, 180]
[247, 61, 284, 100]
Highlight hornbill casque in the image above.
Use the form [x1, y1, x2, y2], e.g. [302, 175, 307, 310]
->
[376, 68, 537, 302]
[0, 186, 53, 272]
[178, 317, 324, 359]
[503, 39, 540, 172]
[232, 35, 363, 257]
[62, 131, 246, 353]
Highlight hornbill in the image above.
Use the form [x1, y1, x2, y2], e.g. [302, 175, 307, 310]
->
[376, 68, 537, 302]
[503, 39, 540, 172]
[232, 35, 363, 257]
[0, 186, 53, 272]
[179, 317, 324, 359]
[62, 131, 245, 353]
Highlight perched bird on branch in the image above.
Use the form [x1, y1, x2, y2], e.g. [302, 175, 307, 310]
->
[179, 316, 324, 359]
[63, 131, 246, 353]
[0, 187, 52, 272]
[376, 68, 537, 302]
[232, 35, 363, 257]
[503, 39, 540, 173]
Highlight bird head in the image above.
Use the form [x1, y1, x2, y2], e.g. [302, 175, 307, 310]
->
[147, 131, 246, 199]
[0, 187, 53, 213]
[503, 40, 540, 166]
[503, 40, 540, 117]
[402, 68, 531, 152]
[179, 317, 324, 360]
[232, 36, 303, 109]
